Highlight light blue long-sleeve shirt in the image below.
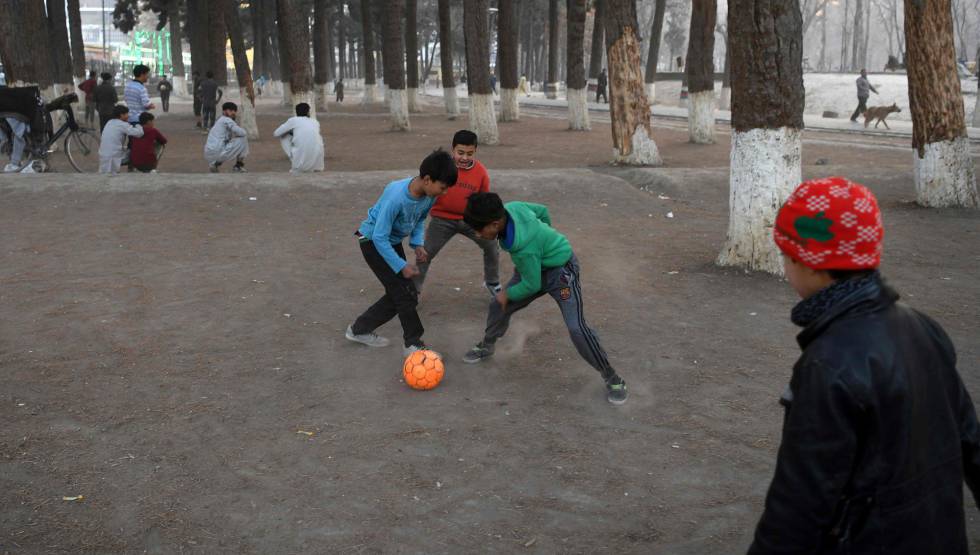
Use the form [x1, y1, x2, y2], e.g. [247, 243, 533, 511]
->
[124, 80, 151, 123]
[357, 177, 434, 273]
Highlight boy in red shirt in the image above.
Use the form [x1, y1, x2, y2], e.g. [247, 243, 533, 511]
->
[129, 112, 167, 173]
[414, 130, 500, 297]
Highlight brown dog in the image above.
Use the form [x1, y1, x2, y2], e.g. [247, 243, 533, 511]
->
[864, 103, 902, 129]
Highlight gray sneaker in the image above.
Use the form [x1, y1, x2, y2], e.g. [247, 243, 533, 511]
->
[403, 343, 441, 358]
[606, 377, 628, 406]
[462, 342, 494, 364]
[345, 325, 390, 348]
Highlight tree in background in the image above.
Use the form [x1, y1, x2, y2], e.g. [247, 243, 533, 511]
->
[498, 0, 520, 121]
[643, 0, 666, 102]
[382, 0, 409, 130]
[905, 0, 978, 207]
[685, 0, 716, 143]
[314, 0, 332, 110]
[47, 0, 76, 97]
[405, 0, 421, 112]
[0, 1, 48, 87]
[437, 0, 459, 118]
[206, 0, 227, 85]
[588, 0, 605, 79]
[67, 0, 87, 88]
[225, 0, 258, 137]
[165, 0, 187, 96]
[717, 0, 804, 274]
[463, 0, 499, 144]
[603, 0, 661, 165]
[566, 0, 590, 130]
[278, 0, 315, 113]
[546, 0, 560, 98]
[360, 0, 379, 103]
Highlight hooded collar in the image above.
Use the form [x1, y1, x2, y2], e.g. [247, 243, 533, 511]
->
[794, 272, 899, 349]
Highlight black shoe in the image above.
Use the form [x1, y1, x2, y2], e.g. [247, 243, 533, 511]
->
[462, 341, 494, 364]
[606, 376, 628, 405]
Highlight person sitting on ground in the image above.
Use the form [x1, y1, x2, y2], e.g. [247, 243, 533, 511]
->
[204, 102, 248, 173]
[93, 73, 118, 132]
[272, 102, 324, 174]
[99, 105, 143, 175]
[748, 177, 980, 554]
[128, 112, 167, 173]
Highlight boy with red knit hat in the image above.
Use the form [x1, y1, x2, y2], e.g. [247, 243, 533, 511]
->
[413, 130, 500, 297]
[748, 177, 980, 554]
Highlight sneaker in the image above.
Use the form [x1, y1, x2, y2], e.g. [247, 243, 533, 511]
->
[403, 343, 442, 358]
[345, 325, 390, 348]
[3, 163, 20, 173]
[233, 164, 247, 173]
[606, 377, 628, 406]
[462, 342, 494, 364]
[484, 282, 502, 299]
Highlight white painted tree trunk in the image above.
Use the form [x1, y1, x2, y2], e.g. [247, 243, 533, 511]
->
[237, 88, 260, 139]
[72, 76, 85, 111]
[444, 87, 460, 119]
[717, 127, 803, 274]
[645, 82, 656, 104]
[499, 88, 519, 121]
[173, 75, 187, 97]
[387, 88, 410, 131]
[281, 82, 293, 107]
[407, 88, 419, 112]
[314, 83, 330, 114]
[913, 137, 979, 207]
[566, 87, 590, 130]
[718, 86, 732, 111]
[546, 83, 559, 99]
[362, 83, 379, 104]
[612, 125, 663, 166]
[272, 80, 284, 96]
[688, 90, 716, 144]
[468, 93, 499, 145]
[291, 89, 316, 119]
[973, 88, 980, 127]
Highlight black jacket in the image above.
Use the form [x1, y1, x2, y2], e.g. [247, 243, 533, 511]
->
[749, 276, 980, 554]
[92, 82, 117, 113]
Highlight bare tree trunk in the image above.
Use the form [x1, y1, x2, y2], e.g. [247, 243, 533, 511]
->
[566, 0, 590, 129]
[644, 0, 667, 102]
[46, 0, 74, 97]
[314, 0, 331, 111]
[718, 0, 804, 274]
[718, 32, 731, 109]
[405, 0, 420, 112]
[499, 0, 520, 121]
[361, 0, 379, 102]
[686, 0, 716, 143]
[382, 0, 409, 130]
[818, 9, 827, 70]
[588, 0, 605, 78]
[603, 0, 661, 165]
[166, 0, 187, 96]
[438, 0, 459, 117]
[546, 0, 560, 98]
[905, 0, 978, 207]
[207, 0, 228, 85]
[225, 0, 259, 138]
[851, 0, 863, 70]
[0, 0, 49, 87]
[67, 0, 85, 80]
[464, 0, 499, 144]
[338, 7, 348, 79]
[840, 0, 850, 70]
[279, 0, 315, 114]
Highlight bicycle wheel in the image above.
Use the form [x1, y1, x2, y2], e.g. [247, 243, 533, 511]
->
[64, 128, 101, 173]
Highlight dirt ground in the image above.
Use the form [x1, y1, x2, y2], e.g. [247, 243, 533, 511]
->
[2, 95, 980, 554]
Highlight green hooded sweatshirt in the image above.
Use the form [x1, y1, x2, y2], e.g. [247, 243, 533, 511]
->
[501, 202, 573, 301]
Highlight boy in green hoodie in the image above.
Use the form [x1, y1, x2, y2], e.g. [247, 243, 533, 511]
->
[460, 192, 628, 405]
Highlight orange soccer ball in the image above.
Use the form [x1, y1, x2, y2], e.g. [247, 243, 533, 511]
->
[402, 350, 445, 390]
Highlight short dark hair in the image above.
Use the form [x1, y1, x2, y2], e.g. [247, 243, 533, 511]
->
[419, 148, 458, 187]
[828, 269, 877, 282]
[193, 70, 200, 76]
[452, 129, 478, 148]
[89, 70, 97, 78]
[111, 104, 130, 118]
[222, 102, 238, 111]
[101, 72, 112, 81]
[464, 192, 506, 231]
[133, 64, 150, 78]
[206, 70, 214, 78]
[138, 111, 155, 124]
[295, 103, 311, 117]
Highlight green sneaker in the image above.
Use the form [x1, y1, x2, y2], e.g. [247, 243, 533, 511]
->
[606, 377, 628, 405]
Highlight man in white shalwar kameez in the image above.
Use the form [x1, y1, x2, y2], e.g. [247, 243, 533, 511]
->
[205, 102, 249, 173]
[273, 103, 324, 173]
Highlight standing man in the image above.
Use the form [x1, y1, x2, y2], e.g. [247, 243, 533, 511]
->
[596, 68, 608, 103]
[192, 70, 203, 128]
[335, 78, 345, 102]
[92, 72, 118, 132]
[850, 69, 878, 122]
[77, 70, 98, 126]
[124, 64, 155, 125]
[198, 71, 223, 131]
[157, 75, 173, 112]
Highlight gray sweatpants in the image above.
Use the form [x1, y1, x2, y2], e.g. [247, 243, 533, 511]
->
[414, 216, 500, 290]
[482, 253, 615, 382]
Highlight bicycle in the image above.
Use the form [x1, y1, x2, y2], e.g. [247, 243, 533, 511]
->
[0, 90, 101, 173]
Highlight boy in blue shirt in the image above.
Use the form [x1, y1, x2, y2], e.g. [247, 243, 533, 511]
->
[346, 149, 458, 355]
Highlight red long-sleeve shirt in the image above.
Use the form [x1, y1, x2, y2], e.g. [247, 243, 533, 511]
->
[130, 127, 168, 168]
[430, 160, 490, 220]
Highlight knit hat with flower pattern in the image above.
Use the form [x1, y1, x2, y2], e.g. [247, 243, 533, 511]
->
[773, 177, 884, 270]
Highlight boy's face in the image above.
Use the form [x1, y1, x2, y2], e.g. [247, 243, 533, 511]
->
[144, 120, 155, 129]
[452, 144, 477, 170]
[474, 219, 504, 241]
[223, 109, 237, 119]
[117, 112, 130, 121]
[420, 176, 450, 197]
[783, 255, 835, 299]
